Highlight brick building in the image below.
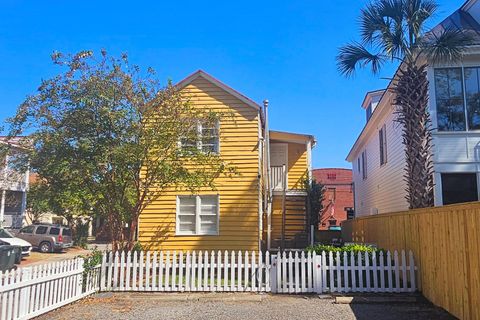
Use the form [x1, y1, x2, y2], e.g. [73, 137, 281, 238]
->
[312, 168, 353, 230]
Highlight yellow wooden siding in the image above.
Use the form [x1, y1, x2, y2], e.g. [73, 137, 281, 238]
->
[270, 195, 307, 242]
[287, 142, 308, 190]
[139, 77, 260, 251]
[343, 202, 480, 320]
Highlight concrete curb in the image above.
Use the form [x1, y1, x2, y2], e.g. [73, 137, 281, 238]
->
[109, 293, 264, 303]
[335, 295, 419, 304]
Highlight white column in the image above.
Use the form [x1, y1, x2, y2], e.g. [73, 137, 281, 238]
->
[306, 140, 312, 183]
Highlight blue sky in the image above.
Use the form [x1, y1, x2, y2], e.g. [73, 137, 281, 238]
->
[0, 0, 461, 168]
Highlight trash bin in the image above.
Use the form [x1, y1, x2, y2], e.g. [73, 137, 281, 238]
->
[12, 246, 22, 264]
[0, 245, 18, 272]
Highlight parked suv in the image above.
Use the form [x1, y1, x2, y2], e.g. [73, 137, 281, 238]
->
[16, 223, 73, 253]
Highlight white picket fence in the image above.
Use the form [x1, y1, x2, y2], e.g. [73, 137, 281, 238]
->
[101, 250, 272, 292]
[0, 258, 100, 320]
[0, 249, 417, 320]
[272, 250, 416, 293]
[100, 249, 416, 294]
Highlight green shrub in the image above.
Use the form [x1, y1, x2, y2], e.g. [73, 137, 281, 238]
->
[131, 241, 143, 253]
[306, 243, 383, 255]
[80, 248, 103, 290]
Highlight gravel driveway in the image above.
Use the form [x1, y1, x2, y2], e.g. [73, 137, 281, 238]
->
[37, 293, 454, 320]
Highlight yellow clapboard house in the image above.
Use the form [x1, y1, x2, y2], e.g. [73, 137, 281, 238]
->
[138, 70, 315, 252]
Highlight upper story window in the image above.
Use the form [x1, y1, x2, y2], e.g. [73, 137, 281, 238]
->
[379, 124, 387, 166]
[433, 67, 480, 131]
[180, 121, 219, 154]
[327, 173, 337, 180]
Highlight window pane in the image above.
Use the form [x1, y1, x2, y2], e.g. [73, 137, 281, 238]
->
[441, 173, 478, 205]
[200, 196, 218, 234]
[35, 226, 48, 234]
[180, 137, 198, 153]
[20, 226, 34, 234]
[178, 215, 196, 233]
[435, 68, 466, 131]
[201, 126, 218, 154]
[200, 215, 217, 234]
[179, 197, 196, 215]
[49, 227, 60, 235]
[465, 67, 480, 130]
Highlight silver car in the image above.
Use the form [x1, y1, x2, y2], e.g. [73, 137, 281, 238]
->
[16, 224, 73, 253]
[0, 228, 32, 257]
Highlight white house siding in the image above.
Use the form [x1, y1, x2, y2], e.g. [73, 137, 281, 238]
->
[352, 103, 409, 217]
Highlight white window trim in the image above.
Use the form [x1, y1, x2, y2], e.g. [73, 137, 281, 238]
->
[432, 66, 480, 133]
[176, 195, 220, 236]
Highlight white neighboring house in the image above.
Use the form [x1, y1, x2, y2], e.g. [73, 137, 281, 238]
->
[0, 137, 29, 229]
[347, 0, 480, 216]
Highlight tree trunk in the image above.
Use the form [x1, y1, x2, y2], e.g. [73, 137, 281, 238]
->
[393, 63, 434, 209]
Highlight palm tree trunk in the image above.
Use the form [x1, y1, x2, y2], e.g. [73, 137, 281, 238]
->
[393, 63, 434, 209]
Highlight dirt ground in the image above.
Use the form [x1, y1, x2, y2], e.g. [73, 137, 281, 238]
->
[37, 293, 455, 320]
[19, 247, 90, 267]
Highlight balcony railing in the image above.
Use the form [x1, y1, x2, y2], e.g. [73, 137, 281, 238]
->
[270, 165, 286, 191]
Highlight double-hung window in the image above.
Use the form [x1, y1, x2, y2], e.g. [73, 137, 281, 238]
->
[176, 195, 219, 235]
[180, 121, 219, 154]
[379, 124, 387, 166]
[433, 67, 480, 131]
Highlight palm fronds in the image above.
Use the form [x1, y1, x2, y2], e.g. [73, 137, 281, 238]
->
[420, 27, 473, 63]
[337, 42, 386, 77]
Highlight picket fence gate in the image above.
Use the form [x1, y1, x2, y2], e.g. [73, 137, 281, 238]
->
[0, 249, 417, 320]
[0, 258, 100, 320]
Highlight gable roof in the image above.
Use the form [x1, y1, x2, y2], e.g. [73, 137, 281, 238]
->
[175, 70, 262, 112]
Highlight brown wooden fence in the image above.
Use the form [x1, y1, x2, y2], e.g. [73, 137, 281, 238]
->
[342, 202, 480, 320]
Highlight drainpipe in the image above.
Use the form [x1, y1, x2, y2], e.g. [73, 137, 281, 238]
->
[264, 100, 272, 251]
[257, 110, 263, 252]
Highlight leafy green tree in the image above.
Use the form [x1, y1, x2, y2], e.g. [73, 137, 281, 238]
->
[305, 179, 324, 230]
[337, 0, 471, 209]
[7, 51, 234, 250]
[25, 182, 51, 224]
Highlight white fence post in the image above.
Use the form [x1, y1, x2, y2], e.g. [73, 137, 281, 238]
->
[270, 254, 277, 293]
[313, 253, 322, 293]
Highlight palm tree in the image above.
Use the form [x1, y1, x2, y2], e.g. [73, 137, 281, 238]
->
[337, 0, 471, 209]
